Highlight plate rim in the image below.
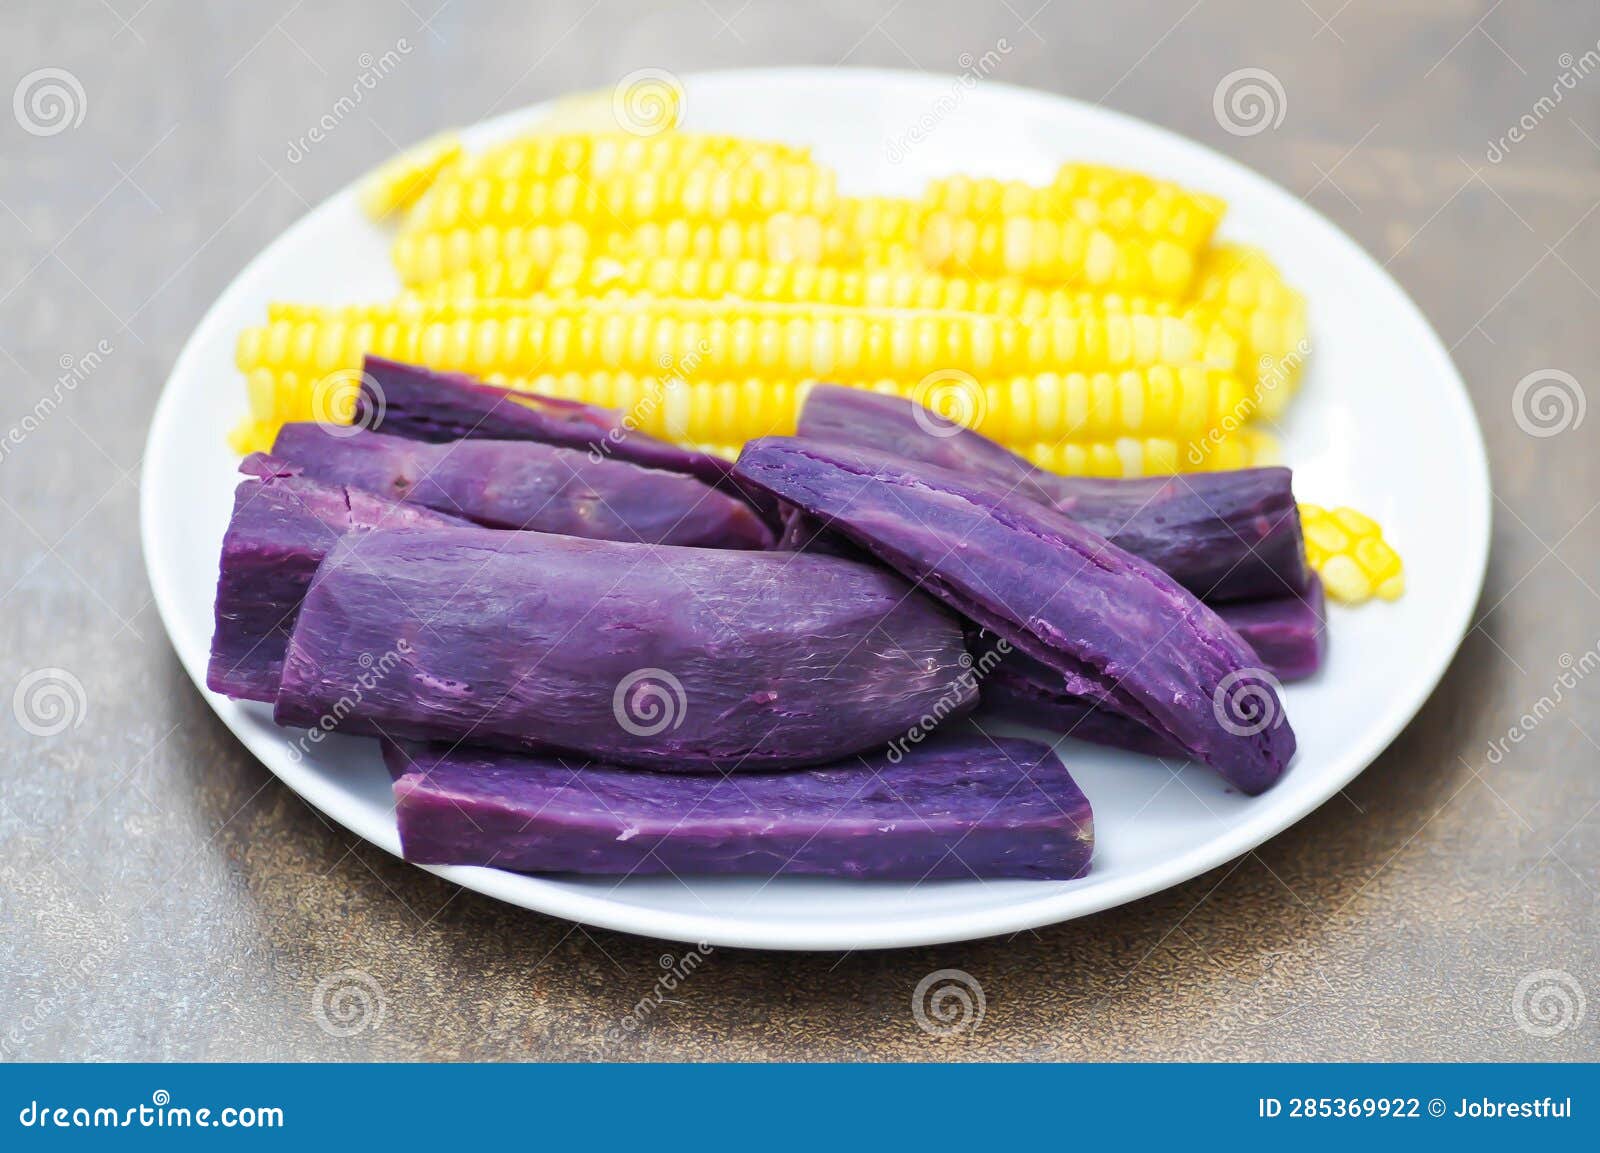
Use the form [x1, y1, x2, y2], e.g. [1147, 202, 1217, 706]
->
[140, 66, 1491, 951]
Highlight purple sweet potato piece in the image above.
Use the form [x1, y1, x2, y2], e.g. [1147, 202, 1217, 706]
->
[1045, 471, 1308, 604]
[384, 735, 1094, 880]
[357, 356, 776, 518]
[1216, 574, 1327, 682]
[733, 438, 1296, 794]
[275, 525, 975, 771]
[268, 423, 772, 549]
[205, 462, 468, 702]
[797, 384, 1309, 602]
[981, 668, 1184, 758]
[979, 581, 1324, 755]
[799, 383, 1051, 495]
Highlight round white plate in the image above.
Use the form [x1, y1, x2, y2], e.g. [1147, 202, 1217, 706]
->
[141, 68, 1489, 950]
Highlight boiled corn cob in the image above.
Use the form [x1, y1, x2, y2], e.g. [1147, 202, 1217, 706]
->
[924, 165, 1226, 250]
[443, 131, 809, 185]
[423, 256, 1237, 370]
[402, 162, 837, 231]
[1189, 244, 1308, 418]
[358, 132, 462, 221]
[392, 214, 857, 284]
[916, 211, 1200, 296]
[1299, 504, 1404, 603]
[237, 297, 1250, 443]
[242, 297, 1224, 379]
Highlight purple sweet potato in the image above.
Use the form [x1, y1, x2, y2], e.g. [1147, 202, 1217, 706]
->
[979, 580, 1325, 755]
[268, 423, 771, 549]
[733, 438, 1297, 793]
[982, 672, 1184, 758]
[356, 356, 773, 516]
[797, 384, 1309, 602]
[384, 735, 1094, 880]
[1216, 574, 1327, 682]
[275, 525, 975, 770]
[206, 462, 468, 702]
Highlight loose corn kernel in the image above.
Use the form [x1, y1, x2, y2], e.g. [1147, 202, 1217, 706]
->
[1299, 503, 1404, 604]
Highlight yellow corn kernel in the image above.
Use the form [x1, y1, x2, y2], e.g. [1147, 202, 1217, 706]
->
[392, 214, 858, 285]
[1298, 503, 1404, 604]
[358, 132, 463, 221]
[918, 211, 1197, 296]
[1189, 243, 1310, 413]
[926, 166, 1227, 251]
[237, 298, 1244, 410]
[449, 131, 808, 185]
[1009, 428, 1266, 477]
[403, 161, 837, 231]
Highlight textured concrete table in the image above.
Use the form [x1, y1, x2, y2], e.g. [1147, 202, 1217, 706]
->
[2, 0, 1596, 1061]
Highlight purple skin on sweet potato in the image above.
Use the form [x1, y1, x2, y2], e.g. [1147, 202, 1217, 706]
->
[206, 461, 469, 702]
[274, 524, 976, 771]
[977, 579, 1325, 756]
[796, 384, 1309, 603]
[268, 423, 772, 549]
[384, 734, 1094, 880]
[733, 438, 1297, 794]
[356, 356, 776, 520]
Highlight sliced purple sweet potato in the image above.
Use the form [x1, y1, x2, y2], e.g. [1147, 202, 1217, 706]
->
[356, 356, 775, 519]
[978, 580, 1324, 755]
[733, 438, 1297, 794]
[275, 525, 975, 771]
[206, 462, 468, 702]
[268, 423, 771, 549]
[797, 383, 1309, 602]
[384, 734, 1094, 880]
[1216, 574, 1327, 682]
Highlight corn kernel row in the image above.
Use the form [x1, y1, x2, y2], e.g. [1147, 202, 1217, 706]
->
[240, 297, 1235, 383]
[403, 162, 838, 231]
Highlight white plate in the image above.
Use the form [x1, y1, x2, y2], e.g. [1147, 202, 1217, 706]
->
[141, 69, 1490, 950]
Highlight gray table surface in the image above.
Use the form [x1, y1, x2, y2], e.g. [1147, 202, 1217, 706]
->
[2, 0, 1597, 1061]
